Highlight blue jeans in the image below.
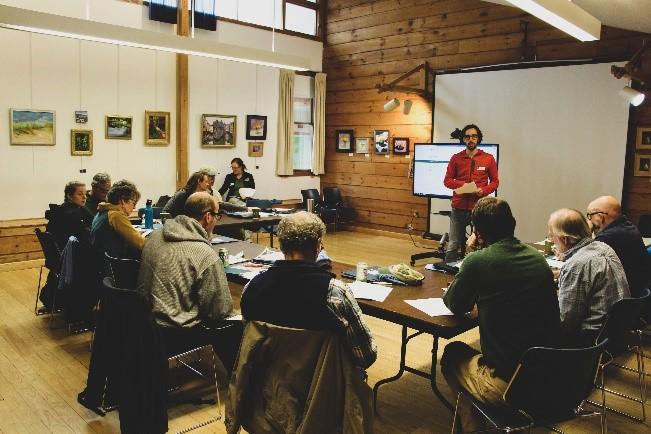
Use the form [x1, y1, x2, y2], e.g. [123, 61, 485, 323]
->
[445, 208, 471, 263]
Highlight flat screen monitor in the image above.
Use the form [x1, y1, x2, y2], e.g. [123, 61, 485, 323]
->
[413, 143, 499, 199]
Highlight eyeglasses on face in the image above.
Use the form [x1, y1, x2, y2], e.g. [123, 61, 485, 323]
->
[204, 210, 221, 219]
[586, 211, 607, 220]
[463, 134, 479, 141]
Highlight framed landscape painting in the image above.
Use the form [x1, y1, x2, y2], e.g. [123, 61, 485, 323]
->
[105, 115, 133, 139]
[246, 115, 267, 140]
[145, 111, 170, 145]
[10, 109, 56, 145]
[202, 114, 236, 147]
[71, 129, 93, 156]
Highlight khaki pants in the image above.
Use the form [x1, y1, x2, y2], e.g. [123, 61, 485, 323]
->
[441, 341, 509, 432]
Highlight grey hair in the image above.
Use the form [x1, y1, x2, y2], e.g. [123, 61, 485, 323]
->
[91, 172, 111, 188]
[107, 179, 140, 205]
[277, 211, 326, 254]
[549, 208, 591, 246]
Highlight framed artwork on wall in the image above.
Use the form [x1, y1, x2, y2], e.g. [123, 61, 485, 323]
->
[336, 129, 354, 153]
[392, 137, 409, 155]
[355, 137, 370, 154]
[634, 153, 651, 176]
[374, 129, 389, 154]
[246, 115, 267, 140]
[10, 109, 56, 145]
[636, 126, 651, 150]
[71, 129, 93, 156]
[248, 141, 264, 157]
[145, 111, 170, 145]
[202, 114, 236, 147]
[105, 115, 133, 139]
[75, 110, 88, 123]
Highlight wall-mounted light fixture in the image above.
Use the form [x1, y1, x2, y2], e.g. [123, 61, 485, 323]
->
[383, 98, 400, 112]
[403, 99, 413, 115]
[619, 86, 646, 107]
[0, 4, 311, 71]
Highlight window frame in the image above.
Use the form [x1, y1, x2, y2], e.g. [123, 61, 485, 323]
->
[283, 0, 322, 40]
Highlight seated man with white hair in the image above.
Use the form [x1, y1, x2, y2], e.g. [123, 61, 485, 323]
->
[240, 211, 377, 370]
[547, 208, 630, 346]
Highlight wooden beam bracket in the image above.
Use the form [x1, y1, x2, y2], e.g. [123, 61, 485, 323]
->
[376, 62, 433, 100]
[611, 39, 651, 87]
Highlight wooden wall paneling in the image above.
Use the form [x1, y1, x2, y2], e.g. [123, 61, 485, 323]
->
[0, 219, 46, 264]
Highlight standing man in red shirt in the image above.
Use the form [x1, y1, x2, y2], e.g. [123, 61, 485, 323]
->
[443, 124, 499, 263]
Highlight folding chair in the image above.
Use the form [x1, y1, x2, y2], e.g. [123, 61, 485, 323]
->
[451, 339, 609, 434]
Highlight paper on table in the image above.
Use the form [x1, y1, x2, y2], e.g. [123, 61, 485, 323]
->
[349, 281, 392, 302]
[454, 181, 477, 195]
[229, 251, 248, 265]
[546, 258, 565, 269]
[405, 298, 454, 316]
[226, 314, 243, 321]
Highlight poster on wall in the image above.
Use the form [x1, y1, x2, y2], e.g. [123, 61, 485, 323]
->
[202, 114, 236, 147]
[10, 109, 56, 145]
[145, 111, 170, 145]
[105, 115, 133, 139]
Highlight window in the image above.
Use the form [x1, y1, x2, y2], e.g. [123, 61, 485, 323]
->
[284, 0, 319, 37]
[293, 96, 313, 171]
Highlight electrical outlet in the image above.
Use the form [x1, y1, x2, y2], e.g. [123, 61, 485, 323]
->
[79, 169, 86, 173]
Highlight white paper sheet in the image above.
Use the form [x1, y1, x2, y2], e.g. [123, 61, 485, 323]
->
[229, 251, 248, 265]
[404, 298, 454, 316]
[349, 281, 392, 302]
[546, 258, 565, 269]
[454, 181, 477, 195]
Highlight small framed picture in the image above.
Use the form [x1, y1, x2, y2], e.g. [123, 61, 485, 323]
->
[71, 129, 93, 156]
[374, 129, 389, 154]
[246, 115, 267, 140]
[248, 141, 264, 157]
[634, 153, 651, 176]
[336, 129, 354, 153]
[105, 115, 133, 140]
[75, 110, 88, 123]
[202, 114, 236, 147]
[10, 108, 56, 145]
[393, 137, 410, 155]
[355, 137, 370, 154]
[145, 111, 170, 145]
[636, 127, 651, 150]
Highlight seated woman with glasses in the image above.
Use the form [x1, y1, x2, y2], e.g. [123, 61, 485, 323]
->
[91, 179, 145, 260]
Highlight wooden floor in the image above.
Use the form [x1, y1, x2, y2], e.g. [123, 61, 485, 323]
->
[0, 229, 649, 433]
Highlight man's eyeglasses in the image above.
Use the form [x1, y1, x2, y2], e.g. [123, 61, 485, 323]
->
[205, 210, 222, 219]
[463, 134, 479, 141]
[586, 211, 607, 220]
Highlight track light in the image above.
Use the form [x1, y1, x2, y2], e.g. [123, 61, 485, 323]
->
[619, 86, 646, 106]
[383, 98, 400, 112]
[403, 99, 413, 115]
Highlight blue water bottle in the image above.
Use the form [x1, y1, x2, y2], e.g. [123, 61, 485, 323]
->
[144, 199, 154, 229]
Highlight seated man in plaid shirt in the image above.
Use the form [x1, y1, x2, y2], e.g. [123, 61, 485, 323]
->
[241, 211, 377, 370]
[547, 208, 630, 346]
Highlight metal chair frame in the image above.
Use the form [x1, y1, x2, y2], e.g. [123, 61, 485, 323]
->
[33, 228, 62, 316]
[450, 341, 610, 434]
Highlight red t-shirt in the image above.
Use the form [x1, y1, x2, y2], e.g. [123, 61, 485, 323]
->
[443, 149, 499, 210]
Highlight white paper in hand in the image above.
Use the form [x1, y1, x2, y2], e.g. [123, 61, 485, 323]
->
[454, 182, 477, 195]
[349, 281, 392, 302]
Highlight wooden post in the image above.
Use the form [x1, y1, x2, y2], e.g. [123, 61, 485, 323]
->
[176, 0, 189, 189]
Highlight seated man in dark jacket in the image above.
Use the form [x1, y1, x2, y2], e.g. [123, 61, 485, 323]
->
[241, 211, 377, 370]
[442, 197, 560, 432]
[586, 195, 650, 297]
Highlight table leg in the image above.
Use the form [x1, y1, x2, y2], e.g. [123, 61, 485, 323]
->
[268, 225, 274, 248]
[430, 336, 454, 412]
[373, 325, 408, 413]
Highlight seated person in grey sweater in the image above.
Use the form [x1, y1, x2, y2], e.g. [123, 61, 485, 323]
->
[547, 208, 630, 347]
[137, 192, 242, 372]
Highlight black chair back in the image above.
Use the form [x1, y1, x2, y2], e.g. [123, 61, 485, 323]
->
[105, 252, 141, 290]
[155, 195, 171, 208]
[45, 203, 59, 220]
[300, 189, 322, 209]
[504, 339, 608, 422]
[323, 187, 343, 208]
[34, 228, 62, 273]
[595, 287, 651, 355]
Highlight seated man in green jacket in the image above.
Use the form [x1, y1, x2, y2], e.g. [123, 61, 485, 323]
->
[441, 197, 560, 432]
